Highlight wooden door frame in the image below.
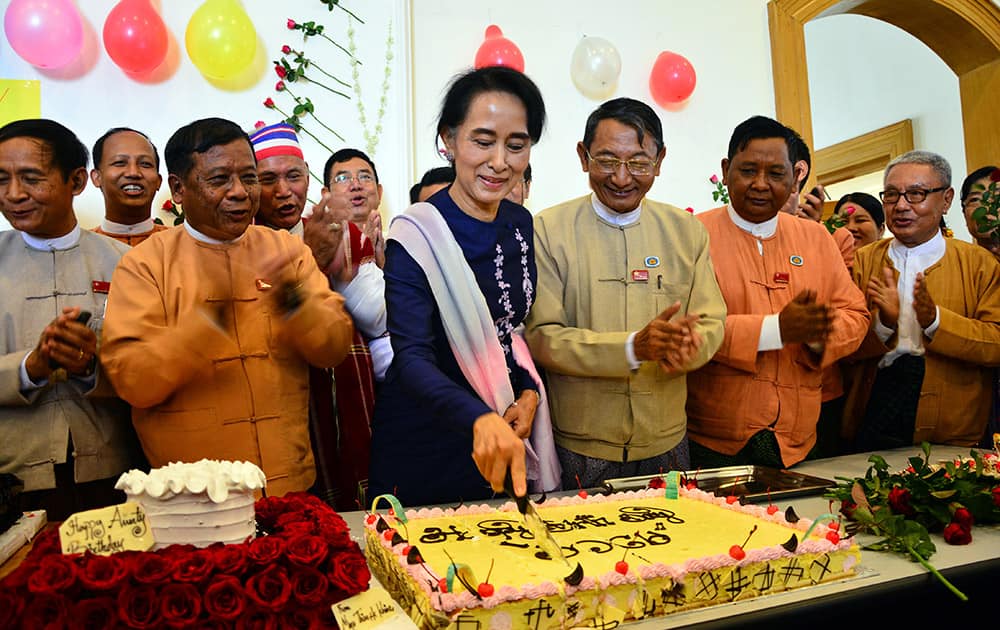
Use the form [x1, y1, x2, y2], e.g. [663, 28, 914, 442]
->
[768, 0, 1000, 187]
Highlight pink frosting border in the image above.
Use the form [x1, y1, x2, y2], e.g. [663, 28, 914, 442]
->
[366, 487, 853, 613]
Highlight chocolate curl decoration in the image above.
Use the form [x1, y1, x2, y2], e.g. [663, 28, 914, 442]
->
[406, 546, 424, 565]
[785, 506, 800, 524]
[565, 562, 584, 586]
[781, 534, 799, 553]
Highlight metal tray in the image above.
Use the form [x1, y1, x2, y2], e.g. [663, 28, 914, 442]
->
[601, 465, 835, 503]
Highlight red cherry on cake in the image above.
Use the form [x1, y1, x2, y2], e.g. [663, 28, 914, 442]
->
[725, 495, 739, 505]
[402, 545, 412, 555]
[365, 514, 377, 525]
[578, 490, 588, 499]
[615, 560, 629, 575]
[766, 505, 779, 515]
[826, 531, 841, 545]
[383, 529, 396, 542]
[438, 578, 448, 593]
[729, 545, 746, 560]
[686, 482, 697, 490]
[477, 583, 495, 598]
[828, 521, 840, 531]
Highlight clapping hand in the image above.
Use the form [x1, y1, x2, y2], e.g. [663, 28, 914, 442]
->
[363, 209, 386, 269]
[303, 191, 351, 283]
[913, 272, 937, 329]
[634, 301, 703, 371]
[779, 289, 834, 345]
[867, 267, 900, 329]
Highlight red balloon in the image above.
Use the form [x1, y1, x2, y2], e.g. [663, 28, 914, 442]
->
[103, 0, 169, 74]
[649, 51, 696, 106]
[474, 25, 524, 73]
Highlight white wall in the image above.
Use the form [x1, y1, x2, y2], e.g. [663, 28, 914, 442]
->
[805, 14, 970, 242]
[0, 0, 411, 230]
[410, 0, 776, 214]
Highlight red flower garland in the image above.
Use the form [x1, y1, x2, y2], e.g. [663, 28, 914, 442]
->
[0, 492, 369, 628]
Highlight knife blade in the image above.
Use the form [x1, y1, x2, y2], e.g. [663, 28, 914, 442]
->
[503, 471, 583, 585]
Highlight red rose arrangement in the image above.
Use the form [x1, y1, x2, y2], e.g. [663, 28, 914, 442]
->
[825, 443, 1000, 600]
[0, 492, 369, 628]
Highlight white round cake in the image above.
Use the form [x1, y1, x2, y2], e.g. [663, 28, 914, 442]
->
[115, 459, 266, 549]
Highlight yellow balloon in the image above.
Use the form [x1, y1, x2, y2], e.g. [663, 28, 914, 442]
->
[185, 0, 257, 80]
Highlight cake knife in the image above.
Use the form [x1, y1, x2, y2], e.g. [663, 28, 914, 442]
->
[503, 471, 584, 585]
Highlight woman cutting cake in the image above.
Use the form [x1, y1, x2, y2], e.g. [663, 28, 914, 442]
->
[368, 66, 548, 505]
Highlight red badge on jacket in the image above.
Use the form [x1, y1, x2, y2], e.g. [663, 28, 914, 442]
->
[92, 280, 111, 293]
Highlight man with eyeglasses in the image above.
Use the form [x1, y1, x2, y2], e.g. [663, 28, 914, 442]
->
[525, 98, 726, 489]
[843, 150, 1000, 451]
[686, 116, 869, 471]
[101, 118, 354, 497]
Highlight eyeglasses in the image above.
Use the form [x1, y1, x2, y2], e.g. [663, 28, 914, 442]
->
[332, 172, 375, 187]
[585, 150, 659, 177]
[879, 186, 947, 204]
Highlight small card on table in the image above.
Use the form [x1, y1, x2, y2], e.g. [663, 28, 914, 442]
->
[58, 502, 154, 555]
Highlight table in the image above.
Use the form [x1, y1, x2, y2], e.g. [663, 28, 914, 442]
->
[2, 446, 995, 627]
[338, 445, 1000, 628]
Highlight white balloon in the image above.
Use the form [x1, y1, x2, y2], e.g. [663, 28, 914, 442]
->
[570, 36, 622, 100]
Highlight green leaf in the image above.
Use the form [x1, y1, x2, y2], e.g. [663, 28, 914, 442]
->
[173, 217, 184, 226]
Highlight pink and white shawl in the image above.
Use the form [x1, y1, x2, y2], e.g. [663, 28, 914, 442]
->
[388, 202, 561, 492]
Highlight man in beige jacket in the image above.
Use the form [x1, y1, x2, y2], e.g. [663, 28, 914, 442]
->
[525, 98, 726, 488]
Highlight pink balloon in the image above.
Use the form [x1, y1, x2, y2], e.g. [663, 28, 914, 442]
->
[474, 25, 525, 73]
[649, 51, 697, 106]
[103, 0, 169, 74]
[3, 0, 84, 68]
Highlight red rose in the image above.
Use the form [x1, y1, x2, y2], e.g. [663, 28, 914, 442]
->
[161, 583, 202, 628]
[274, 64, 287, 79]
[28, 553, 77, 594]
[118, 584, 162, 629]
[248, 535, 286, 565]
[942, 522, 972, 545]
[286, 535, 329, 567]
[71, 597, 118, 630]
[263, 97, 276, 109]
[209, 542, 249, 576]
[278, 520, 317, 537]
[23, 593, 69, 629]
[246, 565, 293, 612]
[283, 608, 321, 629]
[77, 552, 127, 590]
[887, 487, 916, 517]
[952, 507, 974, 530]
[316, 518, 352, 549]
[237, 607, 280, 630]
[131, 551, 175, 584]
[255, 495, 287, 527]
[0, 590, 25, 627]
[3, 559, 36, 589]
[992, 486, 1000, 508]
[173, 548, 214, 582]
[287, 19, 297, 30]
[327, 547, 371, 596]
[276, 80, 286, 92]
[276, 510, 310, 528]
[205, 575, 248, 621]
[30, 528, 62, 557]
[291, 566, 329, 606]
[281, 45, 292, 54]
